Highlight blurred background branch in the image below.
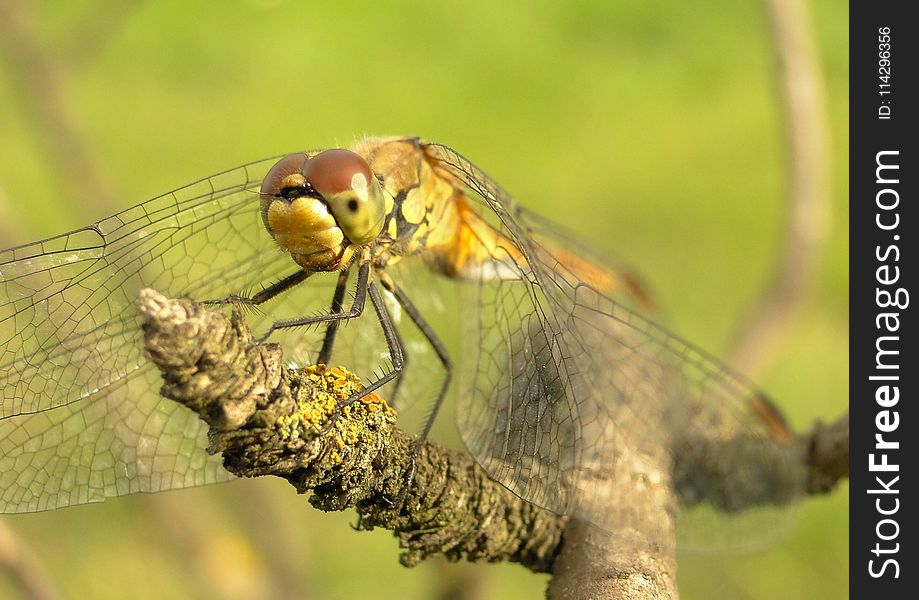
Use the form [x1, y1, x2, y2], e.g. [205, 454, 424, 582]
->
[0, 0, 116, 220]
[0, 521, 60, 600]
[728, 0, 831, 378]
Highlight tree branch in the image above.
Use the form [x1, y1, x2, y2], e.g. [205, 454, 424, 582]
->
[137, 289, 848, 598]
[0, 0, 117, 218]
[0, 520, 61, 600]
[138, 289, 564, 573]
[728, 0, 831, 377]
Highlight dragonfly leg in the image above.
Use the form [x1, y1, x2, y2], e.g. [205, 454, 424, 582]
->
[315, 264, 412, 408]
[380, 277, 452, 447]
[202, 269, 311, 306]
[257, 260, 370, 342]
[318, 280, 405, 433]
[377, 275, 452, 505]
[317, 264, 353, 365]
[386, 316, 409, 410]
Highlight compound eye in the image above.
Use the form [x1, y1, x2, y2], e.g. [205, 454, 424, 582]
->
[260, 154, 310, 197]
[304, 149, 385, 245]
[302, 149, 374, 198]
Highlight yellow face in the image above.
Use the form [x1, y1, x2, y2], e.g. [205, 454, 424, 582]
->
[259, 150, 387, 271]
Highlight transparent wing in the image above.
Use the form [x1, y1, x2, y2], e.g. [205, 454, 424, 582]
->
[511, 206, 657, 313]
[424, 143, 805, 548]
[0, 155, 331, 513]
[0, 147, 465, 514]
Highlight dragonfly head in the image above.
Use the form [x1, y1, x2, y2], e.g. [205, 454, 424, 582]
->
[260, 150, 387, 271]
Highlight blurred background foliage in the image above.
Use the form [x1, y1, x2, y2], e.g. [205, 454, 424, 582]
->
[0, 0, 846, 598]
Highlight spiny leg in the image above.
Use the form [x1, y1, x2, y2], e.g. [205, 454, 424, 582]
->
[386, 297, 410, 410]
[379, 275, 452, 447]
[317, 265, 352, 366]
[202, 268, 312, 306]
[378, 274, 452, 503]
[256, 260, 370, 342]
[318, 280, 405, 434]
[312, 265, 410, 407]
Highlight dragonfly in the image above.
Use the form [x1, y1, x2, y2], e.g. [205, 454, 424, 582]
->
[0, 137, 803, 547]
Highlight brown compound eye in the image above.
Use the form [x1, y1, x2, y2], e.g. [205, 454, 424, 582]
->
[305, 149, 385, 245]
[302, 149, 375, 197]
[260, 149, 385, 246]
[260, 153, 311, 197]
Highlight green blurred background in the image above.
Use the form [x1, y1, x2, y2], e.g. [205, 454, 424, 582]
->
[0, 0, 847, 598]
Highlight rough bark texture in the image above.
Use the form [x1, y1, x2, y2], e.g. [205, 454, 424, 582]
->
[138, 288, 564, 573]
[137, 289, 848, 599]
[549, 521, 677, 600]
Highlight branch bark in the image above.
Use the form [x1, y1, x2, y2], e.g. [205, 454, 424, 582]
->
[137, 289, 848, 599]
[138, 289, 564, 573]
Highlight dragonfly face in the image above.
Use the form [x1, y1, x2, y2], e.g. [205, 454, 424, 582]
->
[259, 149, 387, 271]
[0, 136, 803, 551]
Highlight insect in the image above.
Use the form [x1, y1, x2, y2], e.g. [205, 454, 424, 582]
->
[0, 137, 802, 546]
